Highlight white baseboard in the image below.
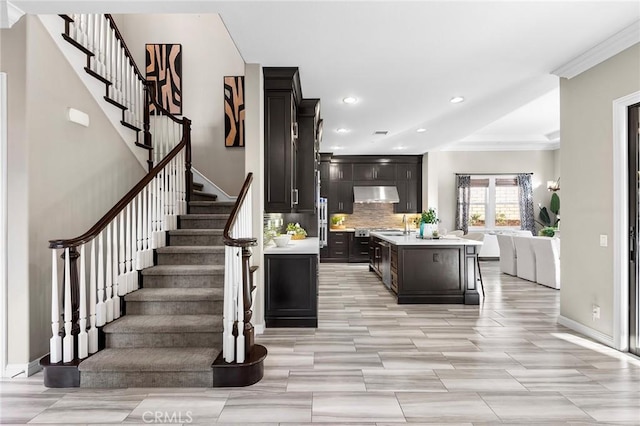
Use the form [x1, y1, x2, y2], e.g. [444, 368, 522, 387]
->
[254, 323, 265, 335]
[557, 315, 616, 348]
[4, 357, 42, 378]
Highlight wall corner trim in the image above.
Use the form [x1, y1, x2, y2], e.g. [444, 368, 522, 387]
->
[557, 315, 616, 349]
[552, 21, 640, 79]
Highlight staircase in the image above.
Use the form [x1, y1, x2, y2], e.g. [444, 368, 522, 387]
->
[76, 184, 229, 387]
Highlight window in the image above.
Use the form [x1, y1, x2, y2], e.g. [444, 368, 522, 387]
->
[469, 176, 520, 229]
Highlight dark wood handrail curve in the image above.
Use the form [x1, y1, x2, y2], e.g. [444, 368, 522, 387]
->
[49, 118, 192, 249]
[145, 82, 184, 124]
[223, 173, 258, 248]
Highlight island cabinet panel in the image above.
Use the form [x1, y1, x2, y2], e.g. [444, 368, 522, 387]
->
[265, 254, 318, 327]
[397, 247, 466, 304]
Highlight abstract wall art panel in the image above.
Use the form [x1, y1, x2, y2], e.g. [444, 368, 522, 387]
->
[224, 76, 245, 148]
[146, 44, 182, 115]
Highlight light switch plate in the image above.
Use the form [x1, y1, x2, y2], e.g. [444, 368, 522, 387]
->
[599, 235, 608, 247]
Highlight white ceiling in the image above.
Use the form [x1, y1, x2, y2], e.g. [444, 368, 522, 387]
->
[14, 1, 640, 154]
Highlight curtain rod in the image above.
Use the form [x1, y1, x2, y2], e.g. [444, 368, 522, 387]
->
[455, 172, 533, 176]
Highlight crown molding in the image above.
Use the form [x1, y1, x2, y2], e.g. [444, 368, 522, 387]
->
[0, 1, 25, 29]
[552, 21, 640, 79]
[443, 140, 560, 152]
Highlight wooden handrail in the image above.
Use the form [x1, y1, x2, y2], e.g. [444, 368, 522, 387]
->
[146, 82, 184, 124]
[104, 14, 144, 82]
[223, 173, 258, 248]
[49, 118, 192, 249]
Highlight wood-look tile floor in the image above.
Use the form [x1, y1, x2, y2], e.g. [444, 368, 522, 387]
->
[3, 262, 640, 424]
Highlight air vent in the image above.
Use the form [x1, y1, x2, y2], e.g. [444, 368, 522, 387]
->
[374, 130, 388, 135]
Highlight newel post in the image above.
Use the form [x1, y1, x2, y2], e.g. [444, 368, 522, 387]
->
[143, 81, 153, 170]
[241, 247, 254, 357]
[184, 117, 193, 212]
[61, 247, 81, 360]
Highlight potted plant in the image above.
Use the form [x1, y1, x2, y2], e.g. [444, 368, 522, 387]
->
[330, 215, 345, 229]
[419, 208, 439, 238]
[538, 226, 556, 238]
[286, 222, 307, 240]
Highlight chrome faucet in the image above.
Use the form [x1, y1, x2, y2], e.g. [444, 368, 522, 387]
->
[403, 214, 410, 235]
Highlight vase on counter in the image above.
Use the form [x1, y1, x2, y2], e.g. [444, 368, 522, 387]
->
[420, 223, 438, 238]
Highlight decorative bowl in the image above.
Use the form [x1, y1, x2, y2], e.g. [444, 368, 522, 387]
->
[273, 235, 291, 247]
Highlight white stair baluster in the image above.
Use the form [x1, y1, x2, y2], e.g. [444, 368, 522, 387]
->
[131, 196, 139, 290]
[141, 185, 148, 267]
[112, 217, 121, 319]
[125, 202, 132, 292]
[78, 244, 88, 359]
[223, 245, 234, 362]
[49, 249, 62, 363]
[136, 193, 143, 270]
[88, 240, 98, 353]
[118, 211, 126, 296]
[62, 248, 74, 363]
[96, 231, 106, 327]
[105, 223, 114, 323]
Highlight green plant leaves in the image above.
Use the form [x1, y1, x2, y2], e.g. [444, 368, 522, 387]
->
[550, 193, 560, 215]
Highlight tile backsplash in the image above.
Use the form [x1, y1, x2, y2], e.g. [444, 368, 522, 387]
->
[334, 204, 421, 229]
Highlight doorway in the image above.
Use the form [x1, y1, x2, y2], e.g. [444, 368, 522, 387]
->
[629, 103, 640, 356]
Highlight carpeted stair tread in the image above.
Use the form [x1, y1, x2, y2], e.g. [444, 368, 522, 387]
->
[189, 201, 235, 207]
[142, 265, 224, 276]
[156, 246, 225, 254]
[180, 214, 229, 219]
[78, 348, 219, 372]
[124, 287, 223, 302]
[103, 315, 222, 334]
[169, 229, 224, 235]
[192, 182, 204, 190]
[192, 190, 217, 199]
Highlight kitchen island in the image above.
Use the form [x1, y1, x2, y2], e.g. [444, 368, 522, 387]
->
[369, 232, 482, 305]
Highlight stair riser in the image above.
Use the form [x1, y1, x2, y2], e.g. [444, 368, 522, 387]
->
[189, 205, 234, 214]
[126, 300, 222, 315]
[169, 234, 224, 246]
[106, 332, 222, 349]
[142, 274, 224, 288]
[80, 371, 213, 388]
[191, 193, 218, 202]
[179, 218, 227, 229]
[157, 252, 225, 265]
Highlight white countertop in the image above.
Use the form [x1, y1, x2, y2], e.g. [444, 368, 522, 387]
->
[264, 237, 320, 255]
[370, 231, 483, 246]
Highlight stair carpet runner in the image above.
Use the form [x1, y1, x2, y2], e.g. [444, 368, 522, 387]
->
[78, 183, 235, 387]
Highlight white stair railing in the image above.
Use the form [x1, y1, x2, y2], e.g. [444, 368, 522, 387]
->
[48, 121, 191, 364]
[222, 174, 257, 363]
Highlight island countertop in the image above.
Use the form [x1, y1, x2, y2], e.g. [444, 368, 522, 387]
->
[369, 231, 483, 247]
[264, 237, 320, 255]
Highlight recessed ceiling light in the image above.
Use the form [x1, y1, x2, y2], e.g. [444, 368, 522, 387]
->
[336, 128, 350, 134]
[342, 96, 358, 104]
[392, 146, 407, 150]
[416, 128, 427, 133]
[330, 145, 344, 150]
[450, 96, 465, 104]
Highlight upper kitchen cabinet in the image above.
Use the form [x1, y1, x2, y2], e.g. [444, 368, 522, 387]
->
[319, 153, 332, 198]
[395, 162, 422, 213]
[330, 163, 352, 181]
[353, 163, 396, 181]
[296, 99, 321, 212]
[264, 67, 302, 213]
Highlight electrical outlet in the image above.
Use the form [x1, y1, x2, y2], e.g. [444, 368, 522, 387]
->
[599, 235, 608, 247]
[592, 304, 601, 321]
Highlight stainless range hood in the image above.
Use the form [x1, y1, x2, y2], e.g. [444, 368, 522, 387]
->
[353, 186, 400, 203]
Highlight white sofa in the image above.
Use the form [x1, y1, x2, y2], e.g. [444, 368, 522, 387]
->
[512, 236, 536, 282]
[496, 234, 517, 275]
[530, 237, 561, 289]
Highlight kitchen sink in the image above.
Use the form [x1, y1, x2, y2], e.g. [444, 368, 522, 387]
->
[379, 232, 406, 236]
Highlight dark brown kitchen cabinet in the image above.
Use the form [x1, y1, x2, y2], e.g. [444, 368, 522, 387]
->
[265, 254, 318, 327]
[296, 99, 321, 212]
[330, 163, 352, 181]
[329, 181, 353, 214]
[349, 234, 370, 262]
[264, 67, 302, 213]
[395, 163, 421, 214]
[353, 163, 396, 181]
[319, 160, 330, 198]
[328, 231, 349, 262]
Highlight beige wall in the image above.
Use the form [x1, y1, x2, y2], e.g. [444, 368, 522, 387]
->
[115, 14, 246, 195]
[560, 43, 640, 338]
[2, 16, 145, 365]
[427, 150, 557, 233]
